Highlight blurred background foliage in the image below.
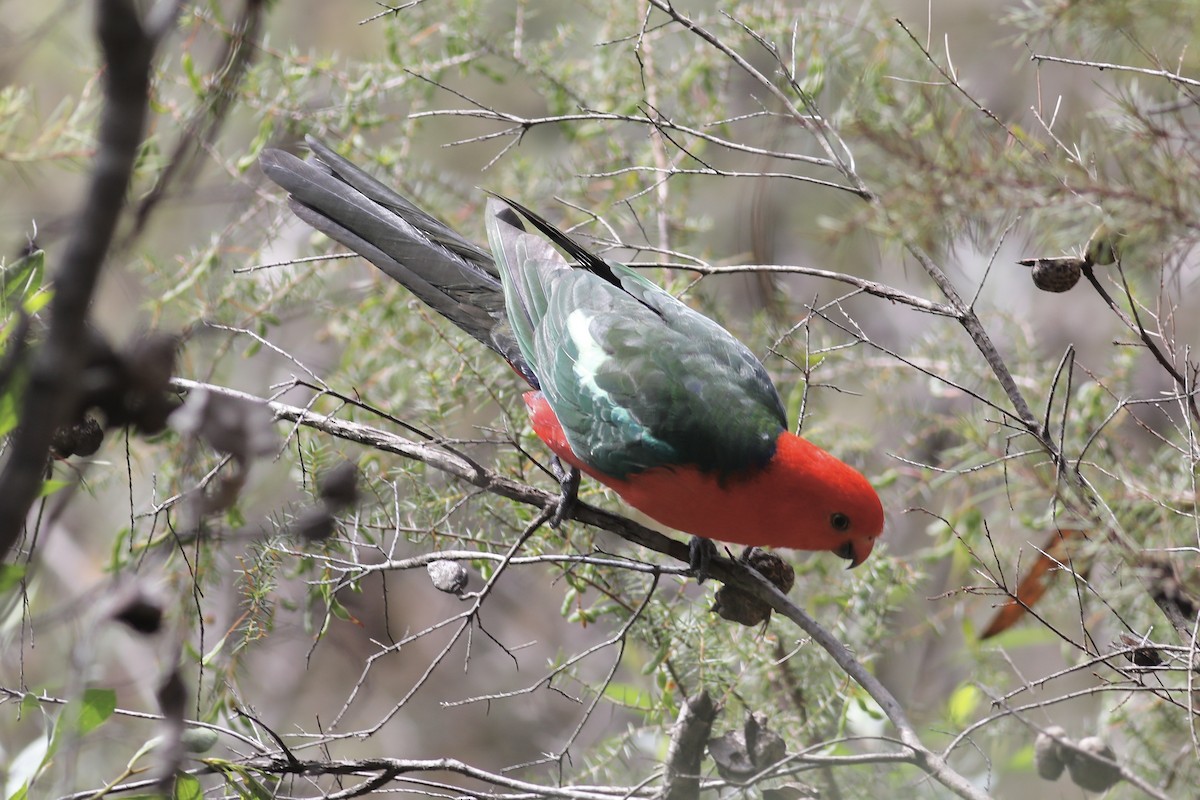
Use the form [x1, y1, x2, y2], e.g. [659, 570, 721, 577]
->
[1, 1, 1199, 798]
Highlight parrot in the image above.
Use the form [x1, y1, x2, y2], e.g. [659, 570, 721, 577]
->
[259, 137, 884, 569]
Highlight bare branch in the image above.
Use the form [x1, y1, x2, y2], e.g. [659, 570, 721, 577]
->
[648, 261, 958, 317]
[1029, 52, 1200, 89]
[663, 690, 716, 800]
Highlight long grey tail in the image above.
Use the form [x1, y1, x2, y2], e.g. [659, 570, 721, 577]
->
[259, 136, 532, 382]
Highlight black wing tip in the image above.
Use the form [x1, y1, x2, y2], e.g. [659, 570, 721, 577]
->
[258, 146, 330, 200]
[259, 134, 331, 176]
[303, 135, 344, 165]
[490, 201, 527, 233]
[486, 192, 622, 286]
[259, 136, 370, 185]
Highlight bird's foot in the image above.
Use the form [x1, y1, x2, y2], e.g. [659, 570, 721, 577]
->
[688, 536, 718, 584]
[548, 456, 580, 529]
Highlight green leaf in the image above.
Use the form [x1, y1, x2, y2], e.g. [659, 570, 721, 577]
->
[946, 684, 980, 726]
[19, 692, 40, 717]
[215, 766, 273, 800]
[853, 693, 885, 721]
[21, 288, 51, 316]
[328, 597, 350, 621]
[75, 688, 117, 735]
[2, 249, 44, 314]
[128, 736, 162, 765]
[238, 774, 274, 800]
[173, 774, 203, 800]
[559, 587, 578, 617]
[0, 369, 18, 438]
[181, 52, 201, 95]
[0, 563, 26, 593]
[201, 633, 229, 667]
[38, 479, 69, 498]
[972, 620, 1054, 649]
[641, 640, 671, 675]
[1008, 742, 1035, 772]
[603, 683, 654, 713]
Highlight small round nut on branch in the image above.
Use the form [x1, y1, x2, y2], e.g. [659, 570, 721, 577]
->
[180, 727, 219, 753]
[712, 547, 795, 626]
[1067, 737, 1121, 793]
[291, 463, 359, 542]
[707, 712, 787, 783]
[1017, 256, 1085, 293]
[1017, 220, 1124, 293]
[109, 583, 164, 635]
[1115, 632, 1163, 668]
[427, 559, 470, 594]
[50, 416, 104, 458]
[1034, 725, 1067, 780]
[1031, 726, 1122, 793]
[317, 461, 359, 511]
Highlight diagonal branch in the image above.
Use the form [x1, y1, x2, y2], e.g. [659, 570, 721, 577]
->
[650, 262, 959, 317]
[1081, 264, 1200, 424]
[1029, 52, 1200, 90]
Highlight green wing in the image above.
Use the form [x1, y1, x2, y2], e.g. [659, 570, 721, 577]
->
[485, 199, 786, 479]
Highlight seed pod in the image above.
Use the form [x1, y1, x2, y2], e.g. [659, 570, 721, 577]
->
[1018, 256, 1084, 293]
[1086, 223, 1123, 266]
[427, 560, 469, 594]
[712, 548, 795, 627]
[1034, 725, 1067, 781]
[1066, 736, 1121, 793]
[292, 505, 336, 542]
[50, 416, 104, 458]
[318, 462, 359, 511]
[708, 712, 787, 783]
[746, 712, 786, 767]
[743, 548, 796, 594]
[1117, 632, 1163, 667]
[180, 726, 219, 753]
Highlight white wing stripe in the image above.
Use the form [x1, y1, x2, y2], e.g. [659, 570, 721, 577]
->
[565, 309, 611, 408]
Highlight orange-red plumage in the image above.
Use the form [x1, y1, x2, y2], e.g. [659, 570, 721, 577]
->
[526, 391, 883, 565]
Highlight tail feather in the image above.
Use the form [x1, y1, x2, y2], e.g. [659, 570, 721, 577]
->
[483, 197, 573, 367]
[303, 138, 495, 270]
[260, 137, 529, 378]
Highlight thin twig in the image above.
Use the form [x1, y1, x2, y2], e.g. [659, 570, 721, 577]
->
[1030, 52, 1200, 89]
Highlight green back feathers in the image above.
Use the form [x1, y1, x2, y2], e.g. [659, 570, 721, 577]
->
[485, 198, 786, 479]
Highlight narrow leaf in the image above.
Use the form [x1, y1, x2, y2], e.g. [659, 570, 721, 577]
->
[76, 688, 117, 735]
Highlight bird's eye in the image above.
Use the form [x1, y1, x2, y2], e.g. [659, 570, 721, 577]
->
[830, 512, 851, 532]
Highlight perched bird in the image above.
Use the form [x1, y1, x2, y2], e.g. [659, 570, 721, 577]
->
[260, 137, 884, 568]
